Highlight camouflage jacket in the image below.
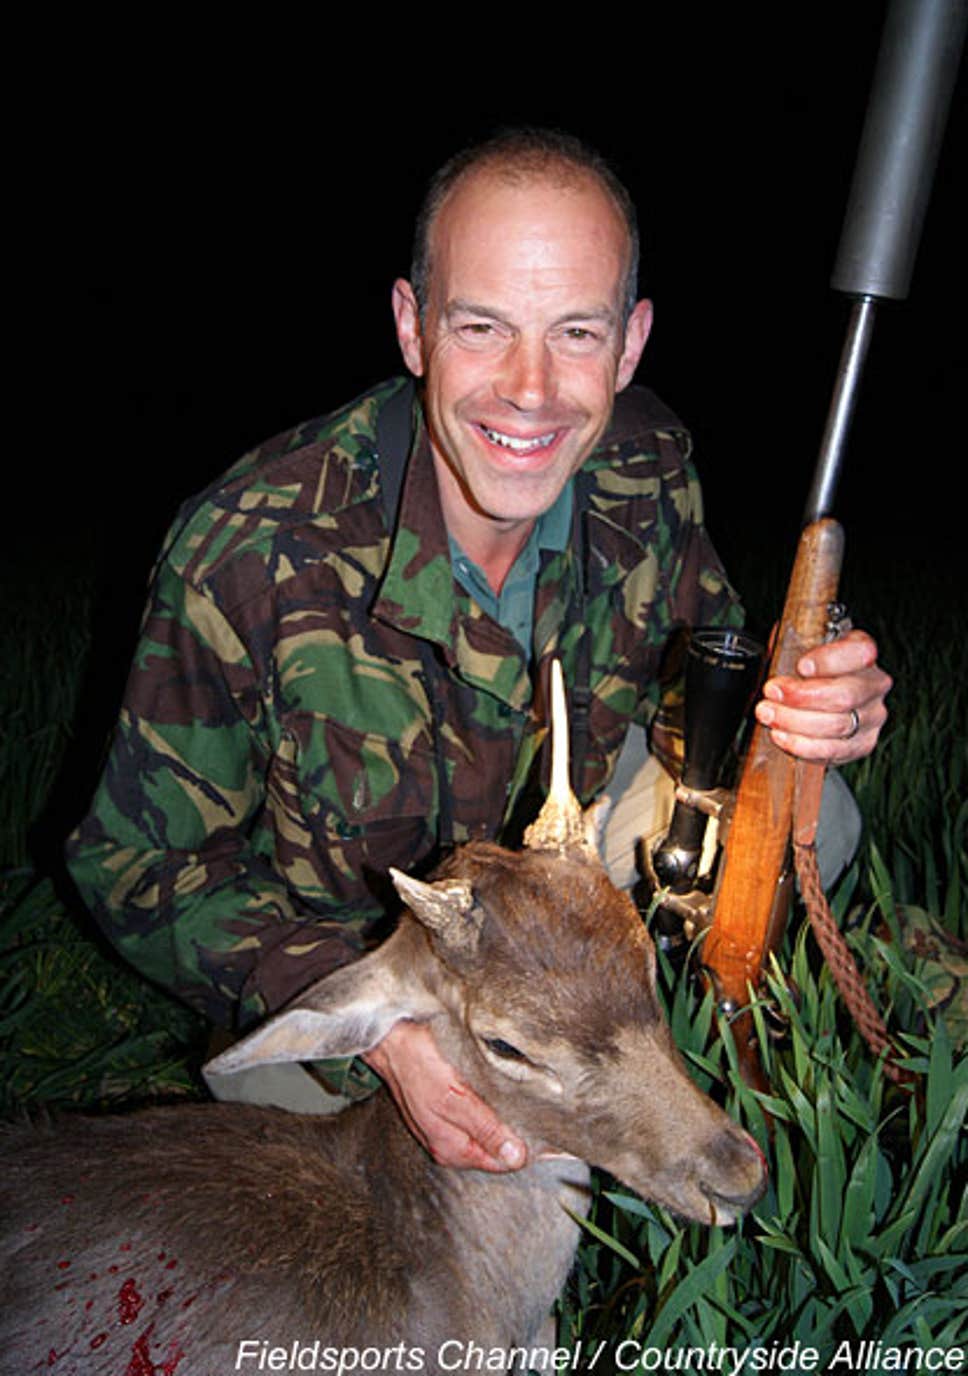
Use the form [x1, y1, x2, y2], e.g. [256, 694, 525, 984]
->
[66, 378, 740, 1035]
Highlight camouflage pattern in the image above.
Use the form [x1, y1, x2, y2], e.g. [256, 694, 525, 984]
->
[66, 377, 741, 1044]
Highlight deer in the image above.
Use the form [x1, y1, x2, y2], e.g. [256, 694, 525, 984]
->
[0, 665, 766, 1375]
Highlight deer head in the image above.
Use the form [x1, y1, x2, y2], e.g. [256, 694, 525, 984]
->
[209, 662, 765, 1225]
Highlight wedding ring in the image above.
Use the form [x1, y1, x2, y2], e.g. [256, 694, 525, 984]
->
[844, 708, 861, 740]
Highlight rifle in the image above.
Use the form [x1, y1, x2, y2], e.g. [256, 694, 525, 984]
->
[643, 0, 966, 1089]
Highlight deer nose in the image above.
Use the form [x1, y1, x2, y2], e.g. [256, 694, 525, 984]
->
[495, 336, 556, 412]
[700, 1128, 768, 1220]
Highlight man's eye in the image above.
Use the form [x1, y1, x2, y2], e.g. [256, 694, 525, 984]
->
[459, 323, 494, 336]
[561, 326, 601, 344]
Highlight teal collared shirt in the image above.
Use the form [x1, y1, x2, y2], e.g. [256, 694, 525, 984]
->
[447, 482, 575, 658]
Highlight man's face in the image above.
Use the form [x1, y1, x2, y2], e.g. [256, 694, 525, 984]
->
[393, 168, 653, 547]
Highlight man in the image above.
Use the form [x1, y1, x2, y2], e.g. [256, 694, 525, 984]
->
[67, 129, 889, 1175]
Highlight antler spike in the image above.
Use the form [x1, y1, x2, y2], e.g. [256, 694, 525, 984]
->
[524, 660, 594, 856]
[389, 870, 482, 952]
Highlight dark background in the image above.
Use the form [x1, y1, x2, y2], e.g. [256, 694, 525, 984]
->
[29, 11, 966, 685]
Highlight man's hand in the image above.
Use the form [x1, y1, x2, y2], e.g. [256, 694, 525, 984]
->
[362, 1020, 528, 1172]
[754, 628, 891, 765]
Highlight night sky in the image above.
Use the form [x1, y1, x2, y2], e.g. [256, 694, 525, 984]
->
[38, 12, 966, 649]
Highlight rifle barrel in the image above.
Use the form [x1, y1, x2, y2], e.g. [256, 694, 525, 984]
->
[832, 0, 966, 302]
[804, 0, 965, 524]
[802, 296, 878, 525]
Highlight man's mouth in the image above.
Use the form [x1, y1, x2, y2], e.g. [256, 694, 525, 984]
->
[478, 424, 559, 455]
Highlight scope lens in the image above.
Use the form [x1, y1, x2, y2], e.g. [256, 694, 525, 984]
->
[690, 627, 764, 666]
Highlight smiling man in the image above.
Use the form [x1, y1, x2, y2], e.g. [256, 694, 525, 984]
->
[392, 163, 653, 593]
[67, 129, 890, 1173]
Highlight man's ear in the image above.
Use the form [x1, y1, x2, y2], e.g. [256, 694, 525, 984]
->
[392, 278, 425, 378]
[615, 298, 654, 392]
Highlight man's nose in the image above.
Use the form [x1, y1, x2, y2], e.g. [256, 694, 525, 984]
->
[494, 335, 556, 411]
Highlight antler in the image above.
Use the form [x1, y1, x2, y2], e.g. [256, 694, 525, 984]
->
[389, 870, 482, 952]
[524, 660, 597, 859]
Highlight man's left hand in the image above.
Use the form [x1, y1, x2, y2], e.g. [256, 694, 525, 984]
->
[754, 628, 891, 765]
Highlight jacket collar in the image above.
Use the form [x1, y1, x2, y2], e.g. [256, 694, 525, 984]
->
[372, 407, 458, 649]
[370, 386, 659, 707]
[371, 402, 564, 713]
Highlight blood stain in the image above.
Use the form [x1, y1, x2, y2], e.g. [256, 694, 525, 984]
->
[60, 1195, 75, 1205]
[124, 1328, 154, 1376]
[161, 1345, 186, 1374]
[56, 1260, 70, 1270]
[118, 1277, 145, 1324]
[91, 1333, 108, 1349]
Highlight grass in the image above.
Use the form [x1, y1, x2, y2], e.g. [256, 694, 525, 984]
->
[0, 558, 207, 1110]
[554, 542, 968, 1364]
[0, 536, 964, 1358]
[0, 871, 203, 1111]
[558, 913, 967, 1365]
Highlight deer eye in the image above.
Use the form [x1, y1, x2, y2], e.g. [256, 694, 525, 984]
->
[482, 1036, 527, 1062]
[478, 1032, 563, 1095]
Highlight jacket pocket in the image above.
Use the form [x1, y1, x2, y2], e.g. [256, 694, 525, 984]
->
[267, 712, 438, 914]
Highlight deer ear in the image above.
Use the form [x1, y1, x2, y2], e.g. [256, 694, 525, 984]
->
[204, 940, 440, 1075]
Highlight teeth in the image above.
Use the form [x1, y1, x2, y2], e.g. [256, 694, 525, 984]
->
[481, 426, 556, 453]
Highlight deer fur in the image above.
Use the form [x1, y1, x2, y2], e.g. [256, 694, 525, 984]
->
[0, 669, 766, 1374]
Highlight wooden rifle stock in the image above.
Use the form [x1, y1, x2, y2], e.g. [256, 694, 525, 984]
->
[701, 519, 844, 1082]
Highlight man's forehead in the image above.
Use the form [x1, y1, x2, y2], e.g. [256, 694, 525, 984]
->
[426, 165, 631, 299]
